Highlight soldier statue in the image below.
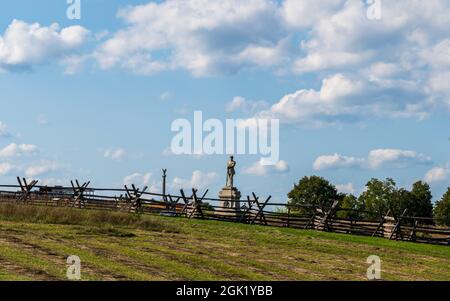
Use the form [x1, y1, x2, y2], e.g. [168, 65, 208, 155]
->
[226, 156, 236, 188]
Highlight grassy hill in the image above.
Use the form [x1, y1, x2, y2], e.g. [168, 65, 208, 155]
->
[0, 203, 449, 281]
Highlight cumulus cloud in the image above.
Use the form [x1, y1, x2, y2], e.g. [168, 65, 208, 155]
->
[255, 73, 427, 127]
[243, 159, 289, 176]
[25, 160, 61, 178]
[313, 149, 431, 171]
[94, 0, 288, 76]
[171, 170, 219, 190]
[0, 143, 38, 158]
[0, 162, 14, 176]
[281, 0, 343, 29]
[226, 96, 269, 114]
[104, 148, 126, 160]
[424, 166, 450, 184]
[336, 183, 356, 195]
[123, 172, 153, 187]
[62, 54, 89, 75]
[88, 0, 450, 124]
[313, 154, 364, 171]
[0, 19, 89, 70]
[366, 149, 431, 169]
[2, 1, 450, 125]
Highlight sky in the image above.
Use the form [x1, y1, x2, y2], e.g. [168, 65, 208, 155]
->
[0, 0, 450, 203]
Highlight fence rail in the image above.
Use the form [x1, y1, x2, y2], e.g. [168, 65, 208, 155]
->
[0, 178, 449, 246]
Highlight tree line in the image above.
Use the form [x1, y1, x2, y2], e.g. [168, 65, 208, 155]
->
[287, 176, 450, 226]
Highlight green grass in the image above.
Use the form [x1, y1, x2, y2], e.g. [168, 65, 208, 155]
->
[0, 203, 449, 281]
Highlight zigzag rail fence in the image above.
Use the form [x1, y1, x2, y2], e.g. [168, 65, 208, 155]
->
[0, 177, 449, 246]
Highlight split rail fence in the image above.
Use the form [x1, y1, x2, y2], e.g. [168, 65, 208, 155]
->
[0, 177, 449, 246]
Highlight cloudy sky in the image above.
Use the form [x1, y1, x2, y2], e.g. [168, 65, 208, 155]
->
[1, 0, 450, 202]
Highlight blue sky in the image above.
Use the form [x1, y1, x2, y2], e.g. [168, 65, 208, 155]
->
[1, 0, 450, 203]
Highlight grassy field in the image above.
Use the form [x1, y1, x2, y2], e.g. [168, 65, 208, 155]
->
[0, 203, 449, 281]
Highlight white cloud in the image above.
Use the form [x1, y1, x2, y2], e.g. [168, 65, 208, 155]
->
[0, 143, 38, 158]
[2, 1, 450, 126]
[367, 62, 402, 80]
[86, 0, 450, 121]
[313, 154, 364, 171]
[38, 178, 68, 186]
[243, 159, 289, 176]
[123, 172, 153, 187]
[104, 148, 126, 160]
[424, 166, 450, 184]
[422, 39, 450, 69]
[256, 74, 361, 126]
[0, 19, 89, 70]
[256, 73, 427, 126]
[226, 96, 268, 114]
[0, 122, 11, 138]
[290, 0, 450, 114]
[281, 0, 343, 29]
[0, 162, 14, 176]
[25, 160, 61, 178]
[421, 39, 450, 108]
[293, 1, 450, 75]
[336, 183, 356, 195]
[62, 54, 88, 75]
[226, 96, 247, 112]
[94, 0, 288, 76]
[313, 149, 431, 171]
[171, 170, 219, 190]
[367, 149, 431, 169]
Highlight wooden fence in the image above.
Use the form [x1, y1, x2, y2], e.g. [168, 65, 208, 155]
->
[0, 177, 449, 246]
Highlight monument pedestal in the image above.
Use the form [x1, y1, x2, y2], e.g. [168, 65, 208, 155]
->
[217, 186, 242, 218]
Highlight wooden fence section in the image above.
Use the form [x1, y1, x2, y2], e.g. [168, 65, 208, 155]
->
[0, 179, 449, 246]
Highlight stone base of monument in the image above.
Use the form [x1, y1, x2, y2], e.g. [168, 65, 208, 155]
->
[216, 186, 242, 219]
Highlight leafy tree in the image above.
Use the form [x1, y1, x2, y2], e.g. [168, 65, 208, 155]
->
[359, 179, 435, 220]
[407, 181, 433, 219]
[358, 178, 398, 218]
[287, 176, 339, 214]
[336, 194, 364, 219]
[392, 188, 411, 216]
[434, 187, 450, 226]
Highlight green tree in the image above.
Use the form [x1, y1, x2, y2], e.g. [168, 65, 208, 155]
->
[336, 194, 364, 219]
[407, 181, 433, 218]
[393, 188, 411, 216]
[434, 187, 450, 226]
[358, 178, 398, 218]
[287, 176, 339, 214]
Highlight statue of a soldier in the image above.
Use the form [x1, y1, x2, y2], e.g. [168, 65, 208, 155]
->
[226, 156, 236, 188]
[218, 155, 241, 215]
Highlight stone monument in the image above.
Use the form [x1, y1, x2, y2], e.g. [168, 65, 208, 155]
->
[218, 156, 242, 217]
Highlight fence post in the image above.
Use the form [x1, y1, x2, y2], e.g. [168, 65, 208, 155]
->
[16, 177, 38, 204]
[389, 209, 407, 240]
[305, 207, 316, 230]
[287, 207, 291, 228]
[410, 219, 417, 242]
